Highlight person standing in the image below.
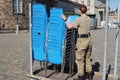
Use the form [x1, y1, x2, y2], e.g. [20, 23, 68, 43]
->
[62, 5, 92, 80]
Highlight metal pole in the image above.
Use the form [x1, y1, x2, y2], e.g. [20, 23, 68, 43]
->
[45, 22, 49, 77]
[114, 24, 119, 80]
[118, 3, 120, 22]
[16, 0, 19, 34]
[16, 23, 19, 34]
[29, 3, 33, 76]
[102, 0, 109, 80]
[113, 3, 120, 80]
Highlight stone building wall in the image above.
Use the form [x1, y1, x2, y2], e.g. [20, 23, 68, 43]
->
[0, 0, 30, 30]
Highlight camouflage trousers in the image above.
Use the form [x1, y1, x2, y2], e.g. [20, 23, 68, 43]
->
[75, 37, 92, 76]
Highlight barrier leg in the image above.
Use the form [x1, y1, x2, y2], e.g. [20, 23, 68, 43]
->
[44, 58, 47, 77]
[39, 61, 45, 69]
[114, 25, 120, 80]
[29, 3, 34, 80]
[61, 38, 67, 79]
[40, 62, 42, 69]
[61, 58, 65, 80]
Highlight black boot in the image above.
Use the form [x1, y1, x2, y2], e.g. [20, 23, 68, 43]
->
[88, 73, 92, 80]
[85, 72, 92, 80]
[78, 76, 84, 80]
[73, 76, 84, 80]
[88, 71, 94, 80]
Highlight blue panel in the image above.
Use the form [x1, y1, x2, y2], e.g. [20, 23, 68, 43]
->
[33, 47, 45, 61]
[32, 3, 47, 61]
[32, 3, 46, 13]
[47, 49, 62, 64]
[47, 8, 66, 64]
[50, 8, 63, 17]
[67, 15, 79, 23]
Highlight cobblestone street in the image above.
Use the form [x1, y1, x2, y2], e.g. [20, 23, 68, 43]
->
[0, 29, 120, 80]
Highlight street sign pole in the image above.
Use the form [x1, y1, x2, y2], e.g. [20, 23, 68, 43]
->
[102, 0, 109, 80]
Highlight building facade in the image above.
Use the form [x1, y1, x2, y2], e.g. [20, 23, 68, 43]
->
[0, 0, 30, 30]
[68, 0, 106, 27]
[109, 11, 117, 21]
[95, 0, 106, 27]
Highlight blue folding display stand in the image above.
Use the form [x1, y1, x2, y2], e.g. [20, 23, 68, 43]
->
[46, 8, 67, 77]
[29, 3, 48, 79]
[67, 15, 79, 76]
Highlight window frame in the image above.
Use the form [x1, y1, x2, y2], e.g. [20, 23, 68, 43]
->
[81, 0, 84, 4]
[87, 0, 90, 6]
[13, 0, 23, 14]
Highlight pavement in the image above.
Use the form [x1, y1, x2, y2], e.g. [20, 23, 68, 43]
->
[0, 29, 120, 80]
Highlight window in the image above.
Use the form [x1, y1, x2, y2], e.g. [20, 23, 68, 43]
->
[87, 0, 90, 6]
[87, 7, 90, 12]
[81, 0, 84, 4]
[13, 0, 23, 13]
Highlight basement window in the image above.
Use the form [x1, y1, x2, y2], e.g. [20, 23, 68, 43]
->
[13, 0, 23, 13]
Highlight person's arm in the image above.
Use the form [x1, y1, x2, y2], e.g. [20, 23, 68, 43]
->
[61, 14, 80, 29]
[64, 21, 73, 29]
[61, 14, 73, 29]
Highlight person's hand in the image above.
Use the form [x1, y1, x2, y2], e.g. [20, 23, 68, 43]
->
[61, 14, 67, 21]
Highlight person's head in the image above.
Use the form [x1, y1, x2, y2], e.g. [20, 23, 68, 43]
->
[79, 5, 87, 14]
